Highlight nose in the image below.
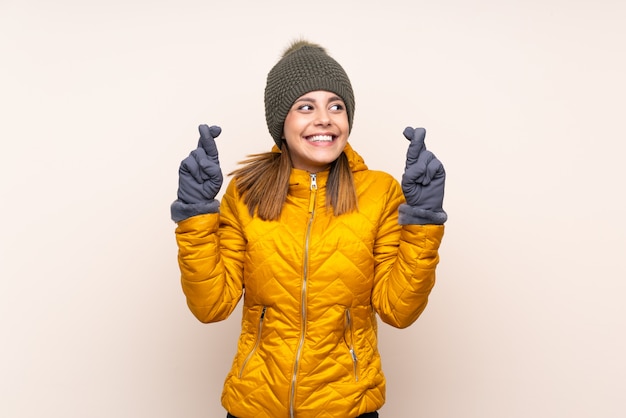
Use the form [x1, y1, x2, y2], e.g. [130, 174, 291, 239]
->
[314, 108, 331, 126]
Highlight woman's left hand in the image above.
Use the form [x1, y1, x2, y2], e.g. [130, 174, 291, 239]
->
[401, 126, 446, 213]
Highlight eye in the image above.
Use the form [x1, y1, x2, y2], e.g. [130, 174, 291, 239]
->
[297, 104, 314, 111]
[329, 103, 345, 111]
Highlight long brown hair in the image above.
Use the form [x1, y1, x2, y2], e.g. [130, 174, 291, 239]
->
[230, 143, 358, 221]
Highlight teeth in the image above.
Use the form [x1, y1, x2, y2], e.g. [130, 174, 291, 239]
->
[308, 135, 333, 142]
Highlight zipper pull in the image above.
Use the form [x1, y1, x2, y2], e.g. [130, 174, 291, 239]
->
[308, 173, 318, 214]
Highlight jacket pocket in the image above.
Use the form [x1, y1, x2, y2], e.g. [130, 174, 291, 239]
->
[344, 308, 359, 382]
[238, 306, 267, 378]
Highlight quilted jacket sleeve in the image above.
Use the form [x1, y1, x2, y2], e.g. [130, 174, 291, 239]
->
[371, 180, 445, 328]
[174, 181, 245, 323]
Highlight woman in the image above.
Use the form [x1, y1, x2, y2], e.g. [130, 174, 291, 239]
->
[171, 40, 447, 418]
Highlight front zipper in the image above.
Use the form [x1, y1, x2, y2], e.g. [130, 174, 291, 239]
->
[289, 173, 317, 418]
[238, 306, 266, 378]
[345, 308, 359, 382]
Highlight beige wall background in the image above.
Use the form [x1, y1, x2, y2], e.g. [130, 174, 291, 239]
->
[2, 0, 625, 417]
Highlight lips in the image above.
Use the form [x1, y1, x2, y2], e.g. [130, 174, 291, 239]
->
[306, 134, 334, 142]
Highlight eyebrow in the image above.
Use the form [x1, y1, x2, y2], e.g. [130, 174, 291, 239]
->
[294, 95, 343, 104]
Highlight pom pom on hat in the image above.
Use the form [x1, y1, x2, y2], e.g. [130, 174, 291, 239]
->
[264, 40, 355, 148]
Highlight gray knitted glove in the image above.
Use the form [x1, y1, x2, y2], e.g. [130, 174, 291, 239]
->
[170, 124, 223, 222]
[399, 126, 447, 225]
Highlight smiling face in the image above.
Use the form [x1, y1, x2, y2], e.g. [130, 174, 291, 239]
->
[282, 90, 350, 173]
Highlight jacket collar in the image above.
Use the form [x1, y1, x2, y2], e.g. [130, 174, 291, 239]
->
[269, 142, 368, 174]
[284, 142, 368, 198]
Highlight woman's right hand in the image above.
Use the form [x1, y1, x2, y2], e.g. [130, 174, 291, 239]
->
[177, 124, 223, 204]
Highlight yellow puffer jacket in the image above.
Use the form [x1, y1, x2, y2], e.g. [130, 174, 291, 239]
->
[175, 143, 444, 418]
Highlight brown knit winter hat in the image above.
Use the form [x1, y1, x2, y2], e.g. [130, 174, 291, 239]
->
[264, 40, 355, 148]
